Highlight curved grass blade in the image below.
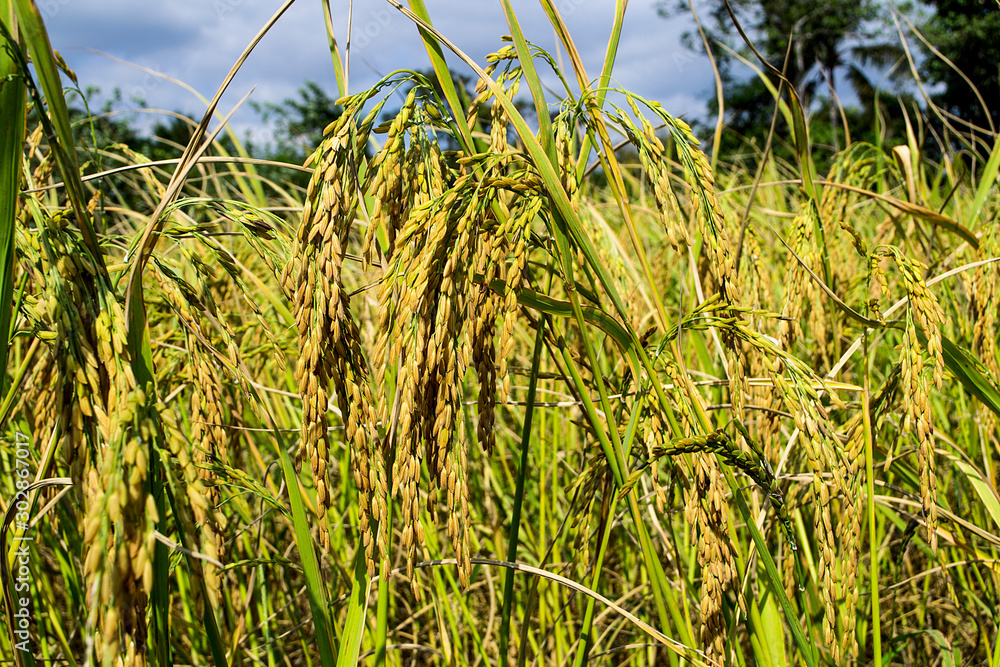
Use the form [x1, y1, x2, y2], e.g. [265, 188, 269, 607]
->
[814, 180, 979, 249]
[123, 0, 297, 327]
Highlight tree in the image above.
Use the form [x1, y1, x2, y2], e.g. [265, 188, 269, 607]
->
[661, 0, 902, 157]
[251, 80, 344, 165]
[708, 0, 882, 103]
[918, 0, 1000, 136]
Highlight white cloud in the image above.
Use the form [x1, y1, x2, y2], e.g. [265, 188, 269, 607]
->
[42, 0, 712, 137]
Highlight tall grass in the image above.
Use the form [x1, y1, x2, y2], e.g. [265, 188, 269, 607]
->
[1, 2, 999, 667]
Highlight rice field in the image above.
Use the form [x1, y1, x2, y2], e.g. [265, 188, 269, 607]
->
[1, 1, 999, 666]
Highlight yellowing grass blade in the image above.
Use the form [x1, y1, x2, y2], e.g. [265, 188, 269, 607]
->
[404, 0, 475, 151]
[816, 180, 979, 249]
[498, 0, 553, 157]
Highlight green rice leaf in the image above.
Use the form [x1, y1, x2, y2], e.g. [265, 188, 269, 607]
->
[10, 0, 104, 270]
[970, 135, 1000, 228]
[947, 455, 1000, 533]
[277, 444, 338, 666]
[336, 544, 370, 667]
[0, 2, 26, 389]
[915, 331, 1000, 419]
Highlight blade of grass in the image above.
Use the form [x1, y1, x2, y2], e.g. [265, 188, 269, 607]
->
[556, 0, 627, 179]
[571, 492, 625, 667]
[9, 0, 105, 276]
[498, 319, 546, 665]
[534, 1, 677, 337]
[687, 0, 724, 171]
[337, 538, 371, 667]
[403, 0, 475, 151]
[937, 336, 1000, 419]
[970, 135, 1000, 227]
[322, 0, 347, 97]
[277, 443, 338, 667]
[946, 455, 1000, 532]
[0, 0, 25, 391]
[498, 1, 553, 159]
[864, 359, 883, 667]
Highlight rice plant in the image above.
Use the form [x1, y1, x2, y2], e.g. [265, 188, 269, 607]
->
[1, 1, 999, 666]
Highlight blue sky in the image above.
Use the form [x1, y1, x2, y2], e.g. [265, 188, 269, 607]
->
[41, 0, 718, 144]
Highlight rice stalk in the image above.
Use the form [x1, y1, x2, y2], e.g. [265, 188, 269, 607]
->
[970, 215, 999, 437]
[283, 108, 386, 564]
[872, 245, 945, 550]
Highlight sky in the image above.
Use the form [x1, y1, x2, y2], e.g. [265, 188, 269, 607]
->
[40, 0, 718, 145]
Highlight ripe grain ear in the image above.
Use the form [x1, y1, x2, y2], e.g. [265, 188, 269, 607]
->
[287, 111, 386, 567]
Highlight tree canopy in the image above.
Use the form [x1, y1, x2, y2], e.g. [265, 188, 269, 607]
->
[918, 0, 1000, 136]
[661, 0, 906, 161]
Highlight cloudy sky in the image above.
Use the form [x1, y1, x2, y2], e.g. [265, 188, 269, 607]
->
[41, 0, 718, 144]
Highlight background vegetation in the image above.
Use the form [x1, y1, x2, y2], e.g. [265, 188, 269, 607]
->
[1, 1, 999, 666]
